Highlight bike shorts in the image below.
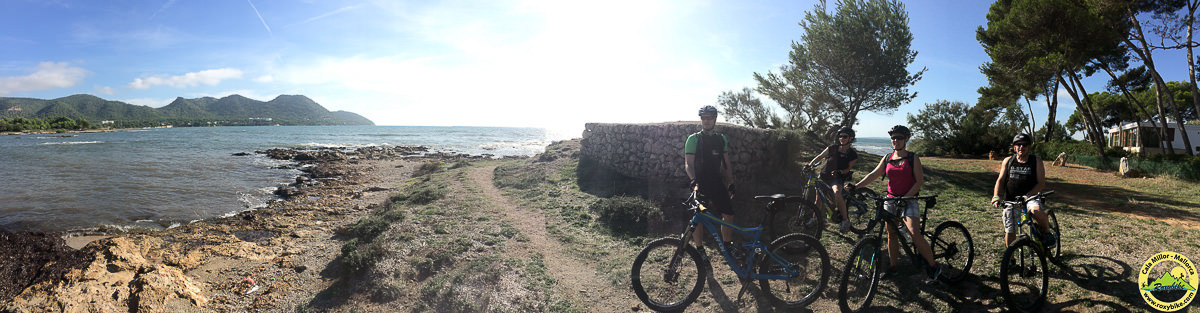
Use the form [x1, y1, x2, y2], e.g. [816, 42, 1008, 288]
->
[1002, 199, 1042, 234]
[697, 186, 735, 216]
[884, 198, 920, 218]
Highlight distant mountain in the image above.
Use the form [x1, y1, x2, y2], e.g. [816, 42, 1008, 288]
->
[0, 94, 373, 127]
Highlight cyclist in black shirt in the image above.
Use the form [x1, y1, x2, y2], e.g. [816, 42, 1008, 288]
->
[991, 133, 1053, 247]
[808, 126, 858, 233]
[684, 105, 736, 261]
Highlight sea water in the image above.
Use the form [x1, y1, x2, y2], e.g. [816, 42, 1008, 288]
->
[0, 126, 574, 233]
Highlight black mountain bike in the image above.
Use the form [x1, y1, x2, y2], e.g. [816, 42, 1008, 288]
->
[631, 188, 831, 311]
[999, 191, 1062, 312]
[837, 194, 975, 312]
[789, 163, 879, 240]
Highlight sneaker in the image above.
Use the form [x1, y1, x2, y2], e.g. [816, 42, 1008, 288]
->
[879, 266, 899, 279]
[840, 219, 850, 233]
[926, 263, 943, 282]
[1043, 233, 1058, 249]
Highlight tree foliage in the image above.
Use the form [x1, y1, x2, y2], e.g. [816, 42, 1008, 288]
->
[0, 116, 91, 132]
[907, 100, 1027, 156]
[751, 0, 923, 132]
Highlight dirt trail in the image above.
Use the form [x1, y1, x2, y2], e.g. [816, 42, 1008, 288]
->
[469, 165, 631, 310]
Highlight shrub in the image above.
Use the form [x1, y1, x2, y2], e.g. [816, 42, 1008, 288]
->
[590, 196, 662, 237]
[392, 184, 447, 205]
[341, 238, 384, 274]
[413, 162, 443, 177]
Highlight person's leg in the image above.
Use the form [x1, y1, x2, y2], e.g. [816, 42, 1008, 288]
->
[1003, 205, 1017, 247]
[886, 222, 900, 266]
[1029, 200, 1051, 234]
[906, 216, 936, 267]
[722, 214, 735, 243]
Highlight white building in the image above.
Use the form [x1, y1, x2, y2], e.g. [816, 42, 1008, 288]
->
[1108, 121, 1200, 154]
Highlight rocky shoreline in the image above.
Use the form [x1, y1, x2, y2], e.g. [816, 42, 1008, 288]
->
[0, 145, 516, 312]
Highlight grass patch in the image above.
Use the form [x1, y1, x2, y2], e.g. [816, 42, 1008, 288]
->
[589, 196, 661, 237]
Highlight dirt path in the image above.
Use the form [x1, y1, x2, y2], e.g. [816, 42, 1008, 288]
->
[469, 165, 630, 311]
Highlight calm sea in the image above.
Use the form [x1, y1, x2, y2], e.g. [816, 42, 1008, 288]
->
[854, 137, 893, 156]
[0, 126, 574, 233]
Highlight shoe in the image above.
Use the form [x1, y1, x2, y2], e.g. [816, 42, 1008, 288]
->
[1043, 233, 1058, 249]
[926, 263, 943, 282]
[879, 266, 899, 279]
[840, 219, 850, 233]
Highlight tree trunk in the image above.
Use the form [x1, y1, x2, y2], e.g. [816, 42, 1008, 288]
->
[1187, 0, 1200, 154]
[1118, 14, 1176, 154]
[1100, 65, 1157, 154]
[1024, 97, 1038, 135]
[1061, 72, 1107, 154]
[1043, 78, 1060, 142]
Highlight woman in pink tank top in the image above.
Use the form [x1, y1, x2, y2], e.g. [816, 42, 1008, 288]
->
[848, 125, 941, 281]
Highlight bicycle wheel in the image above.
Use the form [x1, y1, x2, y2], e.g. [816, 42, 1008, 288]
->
[1000, 238, 1049, 312]
[1048, 210, 1061, 259]
[758, 233, 830, 309]
[846, 188, 878, 235]
[787, 202, 824, 240]
[838, 235, 882, 313]
[631, 237, 705, 312]
[931, 221, 974, 283]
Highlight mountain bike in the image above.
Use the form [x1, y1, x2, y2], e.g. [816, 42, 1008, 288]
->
[999, 191, 1061, 312]
[788, 163, 879, 239]
[631, 187, 831, 311]
[837, 194, 975, 312]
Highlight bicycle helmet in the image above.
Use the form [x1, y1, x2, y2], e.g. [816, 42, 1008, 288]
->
[698, 105, 719, 117]
[837, 126, 855, 137]
[1012, 133, 1033, 145]
[887, 125, 911, 137]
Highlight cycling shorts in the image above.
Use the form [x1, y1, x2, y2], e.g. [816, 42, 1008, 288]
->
[1002, 199, 1042, 234]
[697, 185, 734, 216]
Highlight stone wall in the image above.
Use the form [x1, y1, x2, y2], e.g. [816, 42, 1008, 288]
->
[579, 122, 809, 192]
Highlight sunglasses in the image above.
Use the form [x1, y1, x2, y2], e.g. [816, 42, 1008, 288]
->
[1014, 142, 1030, 147]
[838, 135, 850, 139]
[700, 116, 716, 121]
[890, 136, 907, 141]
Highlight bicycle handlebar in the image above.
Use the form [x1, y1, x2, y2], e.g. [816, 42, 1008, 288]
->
[1000, 190, 1054, 205]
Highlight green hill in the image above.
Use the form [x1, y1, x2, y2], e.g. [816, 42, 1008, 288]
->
[0, 94, 374, 127]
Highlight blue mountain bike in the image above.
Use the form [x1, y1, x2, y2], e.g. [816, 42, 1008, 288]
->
[631, 187, 831, 311]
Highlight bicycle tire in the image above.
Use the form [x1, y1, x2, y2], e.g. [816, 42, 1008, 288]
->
[931, 221, 974, 283]
[1048, 211, 1061, 259]
[758, 233, 830, 309]
[787, 202, 824, 241]
[631, 237, 705, 312]
[999, 238, 1049, 312]
[838, 235, 882, 313]
[846, 188, 878, 235]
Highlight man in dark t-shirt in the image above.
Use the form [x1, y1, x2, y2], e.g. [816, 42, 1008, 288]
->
[991, 133, 1052, 247]
[685, 105, 735, 261]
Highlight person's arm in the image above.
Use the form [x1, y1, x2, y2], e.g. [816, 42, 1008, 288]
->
[808, 147, 830, 167]
[852, 155, 888, 189]
[1028, 157, 1046, 196]
[685, 154, 697, 182]
[841, 158, 858, 175]
[992, 157, 1011, 206]
[905, 155, 925, 197]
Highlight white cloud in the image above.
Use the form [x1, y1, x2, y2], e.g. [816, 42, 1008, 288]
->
[128, 68, 244, 89]
[253, 75, 274, 83]
[95, 85, 116, 95]
[0, 62, 89, 95]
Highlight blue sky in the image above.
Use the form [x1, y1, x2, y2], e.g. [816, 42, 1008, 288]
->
[0, 1, 1193, 138]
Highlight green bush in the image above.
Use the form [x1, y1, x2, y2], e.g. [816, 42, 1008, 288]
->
[348, 216, 392, 242]
[493, 163, 545, 190]
[341, 238, 384, 274]
[413, 162, 443, 177]
[392, 184, 447, 205]
[590, 196, 662, 237]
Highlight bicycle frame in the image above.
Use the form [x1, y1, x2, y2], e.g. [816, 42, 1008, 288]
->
[675, 193, 799, 280]
[863, 195, 942, 263]
[801, 163, 869, 218]
[1004, 191, 1055, 250]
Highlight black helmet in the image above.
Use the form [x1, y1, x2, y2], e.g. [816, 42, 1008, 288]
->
[837, 126, 855, 137]
[1012, 133, 1033, 145]
[887, 125, 911, 137]
[698, 105, 719, 117]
